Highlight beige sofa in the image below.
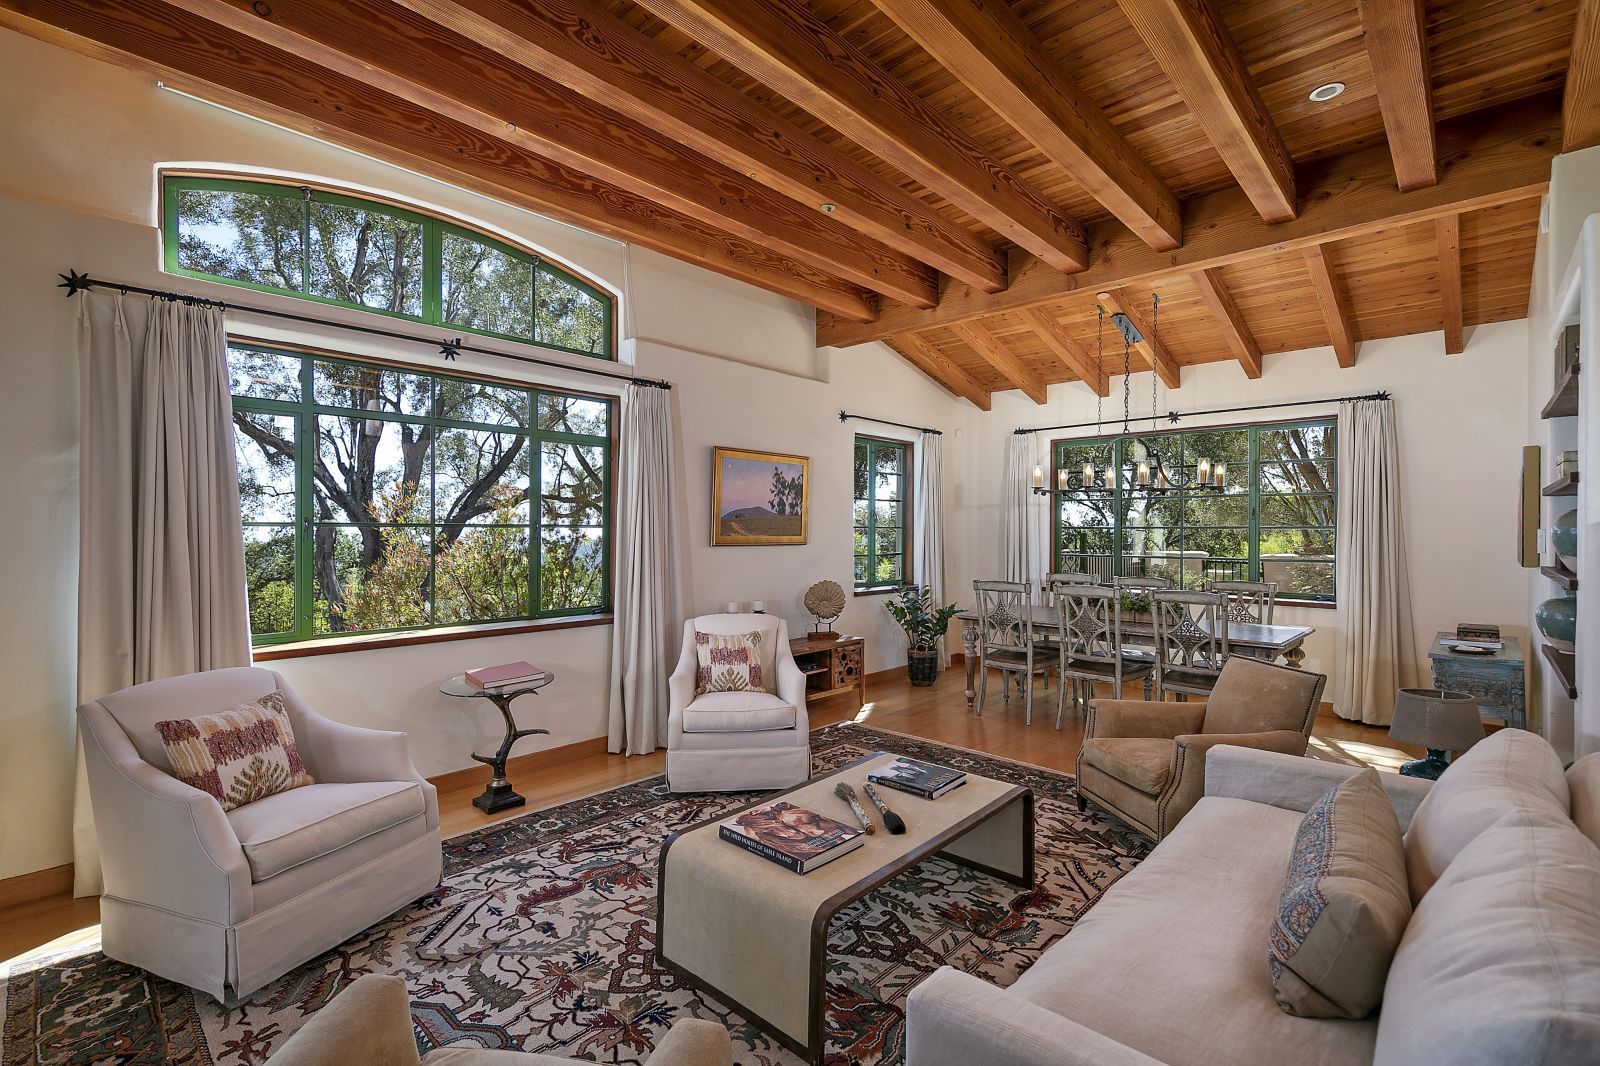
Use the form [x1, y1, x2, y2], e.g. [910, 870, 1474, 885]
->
[264, 974, 732, 1066]
[79, 667, 442, 1002]
[907, 729, 1600, 1066]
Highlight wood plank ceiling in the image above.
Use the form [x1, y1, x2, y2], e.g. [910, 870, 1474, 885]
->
[0, 0, 1587, 406]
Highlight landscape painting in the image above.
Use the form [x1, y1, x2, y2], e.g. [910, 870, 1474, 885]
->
[712, 446, 810, 546]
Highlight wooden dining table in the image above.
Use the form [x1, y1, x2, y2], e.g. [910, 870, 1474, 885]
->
[952, 605, 1315, 708]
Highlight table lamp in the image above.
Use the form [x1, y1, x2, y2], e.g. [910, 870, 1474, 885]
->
[1389, 688, 1485, 779]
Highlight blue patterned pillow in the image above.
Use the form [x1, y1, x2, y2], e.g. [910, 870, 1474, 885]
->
[1267, 768, 1411, 1018]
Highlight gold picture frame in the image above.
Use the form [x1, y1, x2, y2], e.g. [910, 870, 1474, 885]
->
[711, 446, 810, 546]
[1518, 444, 1540, 568]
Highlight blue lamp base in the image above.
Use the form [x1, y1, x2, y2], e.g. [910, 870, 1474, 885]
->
[1400, 748, 1451, 779]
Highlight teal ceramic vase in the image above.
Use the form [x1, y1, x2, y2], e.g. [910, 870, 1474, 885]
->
[1535, 592, 1577, 652]
[1551, 509, 1578, 571]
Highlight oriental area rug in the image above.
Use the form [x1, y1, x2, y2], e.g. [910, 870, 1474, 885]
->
[1, 723, 1150, 1066]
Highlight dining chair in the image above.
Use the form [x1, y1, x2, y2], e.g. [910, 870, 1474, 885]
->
[1150, 589, 1230, 701]
[1044, 571, 1100, 593]
[973, 580, 1052, 724]
[1114, 575, 1172, 592]
[1048, 584, 1154, 730]
[1207, 579, 1278, 625]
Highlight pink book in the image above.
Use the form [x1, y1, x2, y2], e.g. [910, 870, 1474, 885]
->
[465, 661, 544, 689]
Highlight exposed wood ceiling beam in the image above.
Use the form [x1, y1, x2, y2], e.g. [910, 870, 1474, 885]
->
[1019, 307, 1109, 396]
[174, 0, 937, 308]
[0, 0, 881, 321]
[1189, 268, 1262, 378]
[887, 334, 991, 410]
[1302, 245, 1358, 368]
[630, 0, 1090, 273]
[1436, 213, 1464, 355]
[1564, 0, 1600, 151]
[397, 0, 1006, 293]
[950, 321, 1048, 403]
[1361, 0, 1436, 191]
[870, 0, 1180, 250]
[817, 95, 1558, 347]
[1118, 0, 1295, 224]
[1095, 290, 1181, 388]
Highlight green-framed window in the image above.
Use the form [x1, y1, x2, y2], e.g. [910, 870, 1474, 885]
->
[1051, 418, 1336, 603]
[164, 175, 613, 359]
[853, 436, 911, 591]
[230, 342, 612, 646]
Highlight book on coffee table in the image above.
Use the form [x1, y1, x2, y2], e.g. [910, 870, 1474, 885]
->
[719, 800, 864, 874]
[867, 756, 967, 799]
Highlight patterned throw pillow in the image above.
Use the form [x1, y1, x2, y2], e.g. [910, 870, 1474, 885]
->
[1268, 768, 1412, 1019]
[695, 630, 765, 694]
[156, 691, 315, 812]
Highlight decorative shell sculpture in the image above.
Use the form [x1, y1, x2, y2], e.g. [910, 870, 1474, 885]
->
[803, 579, 846, 631]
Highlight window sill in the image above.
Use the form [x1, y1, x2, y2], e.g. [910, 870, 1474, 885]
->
[251, 614, 613, 661]
[854, 585, 907, 597]
[1276, 599, 1336, 611]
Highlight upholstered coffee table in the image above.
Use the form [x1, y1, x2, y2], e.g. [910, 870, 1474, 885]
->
[656, 752, 1033, 1064]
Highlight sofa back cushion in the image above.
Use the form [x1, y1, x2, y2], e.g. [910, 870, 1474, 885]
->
[85, 666, 283, 772]
[1403, 728, 1569, 903]
[1568, 753, 1600, 850]
[1375, 808, 1600, 1065]
[1268, 769, 1411, 1019]
[1202, 656, 1323, 736]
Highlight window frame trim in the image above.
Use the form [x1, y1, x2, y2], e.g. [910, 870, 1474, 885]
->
[1049, 414, 1337, 605]
[230, 337, 615, 647]
[162, 172, 616, 361]
[853, 434, 914, 594]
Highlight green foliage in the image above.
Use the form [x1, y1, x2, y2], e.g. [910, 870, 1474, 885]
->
[885, 585, 959, 652]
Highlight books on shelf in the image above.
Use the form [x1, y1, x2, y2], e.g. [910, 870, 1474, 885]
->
[465, 661, 545, 690]
[719, 800, 864, 874]
[867, 757, 967, 799]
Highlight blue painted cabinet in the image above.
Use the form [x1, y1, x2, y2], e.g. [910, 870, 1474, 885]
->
[1427, 633, 1526, 730]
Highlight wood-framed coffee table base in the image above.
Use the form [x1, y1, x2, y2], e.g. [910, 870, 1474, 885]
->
[656, 754, 1034, 1065]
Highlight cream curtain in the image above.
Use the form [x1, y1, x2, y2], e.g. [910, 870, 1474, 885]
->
[1000, 432, 1039, 588]
[73, 294, 252, 896]
[607, 383, 683, 755]
[1333, 397, 1418, 725]
[912, 431, 948, 666]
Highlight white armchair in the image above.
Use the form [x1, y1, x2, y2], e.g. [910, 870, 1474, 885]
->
[78, 667, 442, 1002]
[666, 614, 810, 792]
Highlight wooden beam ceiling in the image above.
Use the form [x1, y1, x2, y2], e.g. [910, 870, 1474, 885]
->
[0, 0, 884, 321]
[817, 95, 1558, 348]
[1302, 244, 1359, 368]
[175, 0, 938, 308]
[1565, 0, 1600, 151]
[1190, 268, 1263, 378]
[1019, 306, 1109, 396]
[950, 320, 1049, 403]
[888, 334, 991, 410]
[1095, 290, 1181, 388]
[628, 0, 1091, 273]
[1361, 0, 1437, 191]
[868, 0, 1181, 250]
[1436, 213, 1464, 355]
[1117, 0, 1295, 225]
[397, 0, 1007, 293]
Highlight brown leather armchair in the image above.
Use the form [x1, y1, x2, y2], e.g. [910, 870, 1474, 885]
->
[1075, 656, 1327, 840]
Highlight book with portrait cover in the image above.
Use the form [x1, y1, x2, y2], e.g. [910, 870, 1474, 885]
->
[719, 800, 865, 874]
[867, 757, 967, 799]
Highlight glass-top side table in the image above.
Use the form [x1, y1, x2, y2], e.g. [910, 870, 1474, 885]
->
[440, 671, 555, 813]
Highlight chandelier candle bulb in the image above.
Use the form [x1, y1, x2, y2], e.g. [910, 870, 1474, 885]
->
[1137, 460, 1150, 486]
[1082, 460, 1095, 486]
[1033, 465, 1044, 489]
[1057, 468, 1068, 491]
[1197, 457, 1212, 483]
[1215, 464, 1227, 488]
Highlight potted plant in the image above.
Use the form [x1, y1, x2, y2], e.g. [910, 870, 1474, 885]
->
[885, 585, 959, 687]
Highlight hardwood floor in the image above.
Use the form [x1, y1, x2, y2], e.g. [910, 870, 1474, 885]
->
[0, 665, 1414, 966]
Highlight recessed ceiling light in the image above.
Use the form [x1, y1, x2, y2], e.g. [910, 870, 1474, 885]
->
[819, 203, 836, 213]
[1309, 82, 1346, 103]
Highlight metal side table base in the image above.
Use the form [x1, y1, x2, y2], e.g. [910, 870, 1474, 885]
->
[440, 672, 556, 815]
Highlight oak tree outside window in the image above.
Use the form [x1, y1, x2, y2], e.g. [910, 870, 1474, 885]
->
[1052, 419, 1336, 603]
[164, 175, 612, 359]
[853, 436, 911, 591]
[230, 343, 611, 646]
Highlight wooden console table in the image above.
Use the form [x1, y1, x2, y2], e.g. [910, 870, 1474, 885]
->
[789, 634, 866, 707]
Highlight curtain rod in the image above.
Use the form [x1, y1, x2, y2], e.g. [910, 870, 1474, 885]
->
[1012, 390, 1390, 435]
[838, 410, 942, 436]
[57, 270, 673, 390]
